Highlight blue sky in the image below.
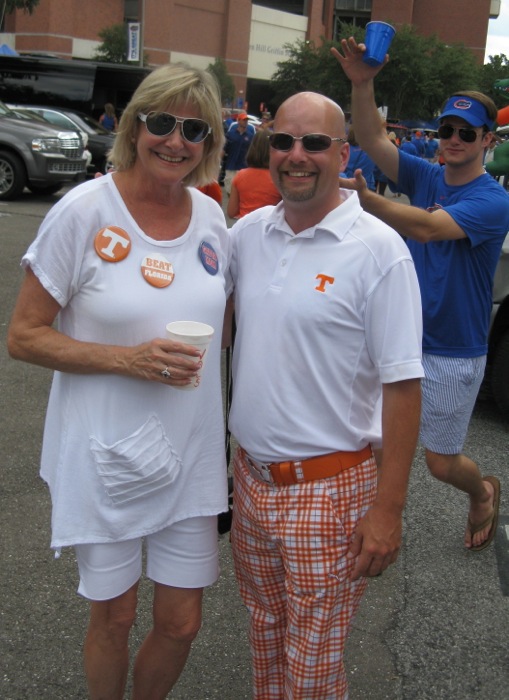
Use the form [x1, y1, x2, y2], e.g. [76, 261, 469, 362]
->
[485, 0, 509, 62]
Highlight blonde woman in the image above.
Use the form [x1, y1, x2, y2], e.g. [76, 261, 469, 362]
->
[8, 63, 229, 700]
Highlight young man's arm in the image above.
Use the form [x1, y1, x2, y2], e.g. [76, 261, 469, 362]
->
[342, 170, 467, 242]
[332, 38, 400, 183]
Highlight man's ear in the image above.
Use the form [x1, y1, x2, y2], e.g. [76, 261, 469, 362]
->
[340, 142, 350, 172]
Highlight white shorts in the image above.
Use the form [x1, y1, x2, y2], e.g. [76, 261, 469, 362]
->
[420, 353, 486, 454]
[75, 516, 219, 601]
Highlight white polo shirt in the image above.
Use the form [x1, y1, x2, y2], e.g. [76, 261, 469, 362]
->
[228, 190, 423, 464]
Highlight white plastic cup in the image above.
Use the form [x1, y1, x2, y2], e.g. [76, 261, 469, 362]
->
[165, 321, 214, 390]
[362, 21, 396, 67]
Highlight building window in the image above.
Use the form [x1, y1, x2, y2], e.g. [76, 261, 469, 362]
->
[335, 0, 372, 9]
[124, 0, 139, 22]
[253, 1, 308, 15]
[334, 0, 371, 35]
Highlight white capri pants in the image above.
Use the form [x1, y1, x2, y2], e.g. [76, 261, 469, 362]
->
[74, 515, 219, 601]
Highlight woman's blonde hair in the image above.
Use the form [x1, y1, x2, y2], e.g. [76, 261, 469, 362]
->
[109, 62, 224, 187]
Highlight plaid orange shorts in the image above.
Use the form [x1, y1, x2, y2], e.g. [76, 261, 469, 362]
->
[231, 447, 377, 700]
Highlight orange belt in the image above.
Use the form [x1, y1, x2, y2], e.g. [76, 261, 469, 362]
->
[242, 444, 373, 486]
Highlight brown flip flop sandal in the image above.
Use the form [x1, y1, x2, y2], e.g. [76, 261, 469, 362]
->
[467, 476, 501, 552]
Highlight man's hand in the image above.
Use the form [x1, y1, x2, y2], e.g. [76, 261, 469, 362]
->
[331, 38, 388, 84]
[348, 503, 403, 581]
[340, 168, 376, 210]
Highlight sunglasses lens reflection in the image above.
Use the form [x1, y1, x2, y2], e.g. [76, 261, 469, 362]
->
[438, 125, 478, 143]
[146, 113, 176, 136]
[182, 120, 210, 143]
[144, 113, 210, 143]
[269, 133, 293, 151]
[302, 135, 333, 151]
[269, 133, 333, 152]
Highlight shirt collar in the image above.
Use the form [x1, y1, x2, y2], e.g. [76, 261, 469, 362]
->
[265, 189, 363, 240]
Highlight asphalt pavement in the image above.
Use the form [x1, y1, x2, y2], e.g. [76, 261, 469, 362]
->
[1, 187, 508, 700]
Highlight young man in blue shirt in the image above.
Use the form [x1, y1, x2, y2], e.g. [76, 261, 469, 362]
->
[335, 37, 509, 552]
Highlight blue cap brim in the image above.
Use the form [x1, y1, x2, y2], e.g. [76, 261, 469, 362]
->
[438, 96, 493, 129]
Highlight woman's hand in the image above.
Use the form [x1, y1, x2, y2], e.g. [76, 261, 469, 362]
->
[125, 337, 203, 387]
[7, 268, 204, 388]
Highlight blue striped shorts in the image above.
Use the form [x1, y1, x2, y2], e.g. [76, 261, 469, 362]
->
[419, 353, 486, 454]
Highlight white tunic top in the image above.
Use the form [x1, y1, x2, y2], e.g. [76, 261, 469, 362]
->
[228, 190, 424, 464]
[23, 175, 230, 548]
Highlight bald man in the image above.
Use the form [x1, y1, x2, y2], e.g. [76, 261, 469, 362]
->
[226, 92, 424, 699]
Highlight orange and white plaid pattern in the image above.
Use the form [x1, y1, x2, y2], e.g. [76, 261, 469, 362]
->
[231, 447, 377, 700]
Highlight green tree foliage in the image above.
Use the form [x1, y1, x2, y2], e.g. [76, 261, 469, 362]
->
[93, 24, 128, 64]
[270, 23, 485, 121]
[0, 0, 39, 27]
[270, 26, 363, 108]
[207, 57, 235, 106]
[4, 0, 39, 13]
[479, 54, 509, 108]
[92, 23, 148, 66]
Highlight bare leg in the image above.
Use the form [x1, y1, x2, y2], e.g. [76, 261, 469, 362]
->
[84, 582, 139, 700]
[131, 584, 203, 700]
[425, 449, 496, 549]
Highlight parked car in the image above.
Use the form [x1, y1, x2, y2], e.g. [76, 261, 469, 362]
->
[9, 104, 115, 173]
[0, 100, 87, 200]
[486, 232, 509, 415]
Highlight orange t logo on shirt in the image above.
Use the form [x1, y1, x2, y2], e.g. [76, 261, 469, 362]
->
[315, 274, 335, 292]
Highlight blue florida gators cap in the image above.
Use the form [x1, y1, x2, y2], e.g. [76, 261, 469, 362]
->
[438, 96, 494, 129]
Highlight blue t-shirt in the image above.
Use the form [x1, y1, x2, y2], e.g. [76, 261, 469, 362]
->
[340, 145, 376, 191]
[411, 136, 426, 157]
[400, 140, 419, 156]
[395, 150, 509, 357]
[425, 139, 439, 159]
[100, 114, 116, 131]
[225, 123, 256, 171]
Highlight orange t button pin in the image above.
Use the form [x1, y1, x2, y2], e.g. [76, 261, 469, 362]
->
[94, 226, 131, 262]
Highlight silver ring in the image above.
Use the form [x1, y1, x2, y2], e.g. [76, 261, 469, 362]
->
[161, 367, 171, 379]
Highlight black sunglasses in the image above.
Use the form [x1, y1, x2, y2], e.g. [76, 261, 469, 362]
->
[138, 112, 211, 143]
[437, 124, 480, 143]
[269, 132, 346, 153]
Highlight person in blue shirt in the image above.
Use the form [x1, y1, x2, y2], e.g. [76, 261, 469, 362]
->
[336, 38, 509, 553]
[224, 114, 255, 194]
[98, 102, 118, 132]
[340, 127, 376, 190]
[411, 130, 426, 157]
[400, 134, 419, 156]
[425, 131, 439, 161]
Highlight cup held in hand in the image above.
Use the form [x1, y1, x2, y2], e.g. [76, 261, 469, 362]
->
[165, 321, 214, 390]
[362, 21, 395, 67]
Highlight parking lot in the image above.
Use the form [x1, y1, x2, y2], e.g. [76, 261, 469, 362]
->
[1, 185, 509, 699]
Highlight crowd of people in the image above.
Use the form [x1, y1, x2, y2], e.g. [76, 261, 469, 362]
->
[6, 31, 509, 699]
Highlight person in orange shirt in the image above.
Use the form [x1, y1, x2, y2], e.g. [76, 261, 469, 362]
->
[227, 131, 281, 219]
[198, 180, 223, 205]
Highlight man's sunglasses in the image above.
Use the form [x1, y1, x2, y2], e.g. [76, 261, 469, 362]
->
[138, 112, 211, 143]
[269, 132, 346, 153]
[437, 124, 481, 143]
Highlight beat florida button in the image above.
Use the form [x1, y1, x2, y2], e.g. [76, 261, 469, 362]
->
[141, 253, 175, 288]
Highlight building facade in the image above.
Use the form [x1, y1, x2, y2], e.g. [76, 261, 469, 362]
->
[0, 0, 502, 112]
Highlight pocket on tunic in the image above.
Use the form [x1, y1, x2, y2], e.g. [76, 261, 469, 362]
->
[90, 414, 181, 505]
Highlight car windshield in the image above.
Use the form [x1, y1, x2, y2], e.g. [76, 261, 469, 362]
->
[71, 112, 111, 136]
[12, 108, 49, 124]
[0, 100, 19, 118]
